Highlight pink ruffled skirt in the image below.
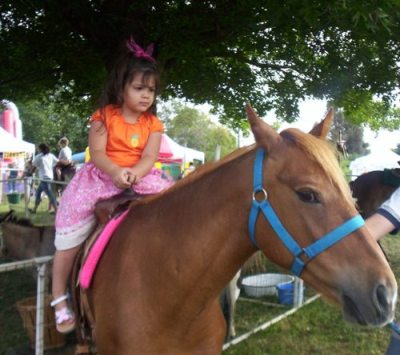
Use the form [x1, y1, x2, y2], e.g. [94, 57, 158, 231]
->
[55, 163, 173, 250]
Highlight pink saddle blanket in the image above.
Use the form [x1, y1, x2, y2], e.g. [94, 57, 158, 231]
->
[79, 210, 129, 289]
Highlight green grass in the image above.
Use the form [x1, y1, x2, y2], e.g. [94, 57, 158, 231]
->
[0, 264, 36, 352]
[0, 193, 56, 226]
[225, 299, 392, 355]
[0, 197, 56, 353]
[224, 235, 400, 355]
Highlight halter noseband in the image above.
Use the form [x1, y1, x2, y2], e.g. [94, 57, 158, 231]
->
[248, 148, 365, 276]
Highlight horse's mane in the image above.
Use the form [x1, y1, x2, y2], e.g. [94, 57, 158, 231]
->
[176, 145, 254, 186]
[280, 128, 353, 201]
[127, 148, 252, 208]
[139, 128, 352, 205]
[133, 146, 254, 206]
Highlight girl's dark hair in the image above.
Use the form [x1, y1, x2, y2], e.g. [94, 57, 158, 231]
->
[38, 143, 50, 155]
[98, 50, 160, 114]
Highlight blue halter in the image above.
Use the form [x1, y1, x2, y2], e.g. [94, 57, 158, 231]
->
[248, 148, 365, 276]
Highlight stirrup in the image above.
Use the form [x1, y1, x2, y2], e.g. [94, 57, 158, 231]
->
[50, 293, 69, 307]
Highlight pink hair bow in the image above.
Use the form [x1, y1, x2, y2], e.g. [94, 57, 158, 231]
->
[126, 37, 155, 63]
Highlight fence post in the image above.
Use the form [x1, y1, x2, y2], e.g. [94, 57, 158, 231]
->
[293, 277, 304, 307]
[24, 177, 30, 217]
[35, 261, 48, 355]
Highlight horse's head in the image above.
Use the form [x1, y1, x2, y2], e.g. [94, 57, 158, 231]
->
[246, 105, 397, 327]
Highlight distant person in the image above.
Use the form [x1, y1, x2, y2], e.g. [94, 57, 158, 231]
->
[29, 143, 59, 214]
[55, 137, 73, 179]
[52, 137, 75, 206]
[50, 37, 173, 333]
[7, 162, 18, 192]
[183, 162, 195, 177]
[23, 156, 34, 204]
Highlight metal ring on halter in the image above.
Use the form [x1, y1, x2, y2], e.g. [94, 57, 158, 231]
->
[252, 188, 268, 202]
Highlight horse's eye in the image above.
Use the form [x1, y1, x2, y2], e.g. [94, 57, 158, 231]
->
[296, 189, 320, 204]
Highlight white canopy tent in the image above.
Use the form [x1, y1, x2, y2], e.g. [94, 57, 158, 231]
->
[0, 126, 35, 154]
[349, 150, 400, 179]
[159, 134, 205, 164]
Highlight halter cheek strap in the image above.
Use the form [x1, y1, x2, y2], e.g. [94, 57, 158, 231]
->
[248, 148, 365, 276]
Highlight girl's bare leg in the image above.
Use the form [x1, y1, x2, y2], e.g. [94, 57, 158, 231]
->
[52, 246, 80, 311]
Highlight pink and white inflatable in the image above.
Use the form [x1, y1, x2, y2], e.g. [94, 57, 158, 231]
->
[1, 99, 22, 139]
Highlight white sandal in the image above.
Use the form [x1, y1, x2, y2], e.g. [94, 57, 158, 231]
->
[51, 294, 76, 333]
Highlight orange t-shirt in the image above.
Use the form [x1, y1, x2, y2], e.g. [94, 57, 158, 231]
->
[91, 105, 164, 167]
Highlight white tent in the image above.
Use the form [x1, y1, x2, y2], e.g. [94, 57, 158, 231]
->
[159, 134, 205, 164]
[349, 150, 400, 178]
[0, 126, 35, 154]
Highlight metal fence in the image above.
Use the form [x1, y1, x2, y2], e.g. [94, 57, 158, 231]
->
[0, 176, 67, 216]
[0, 256, 53, 355]
[223, 277, 319, 350]
[0, 177, 319, 353]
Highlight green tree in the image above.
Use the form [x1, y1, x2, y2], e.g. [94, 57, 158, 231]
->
[17, 91, 90, 154]
[2, 1, 400, 131]
[164, 104, 236, 162]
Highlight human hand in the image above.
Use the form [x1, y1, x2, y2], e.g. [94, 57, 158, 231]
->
[126, 168, 138, 185]
[111, 167, 133, 189]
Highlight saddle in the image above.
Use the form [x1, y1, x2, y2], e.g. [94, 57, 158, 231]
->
[70, 190, 145, 354]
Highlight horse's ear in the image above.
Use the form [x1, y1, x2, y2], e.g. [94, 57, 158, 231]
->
[309, 107, 334, 139]
[246, 104, 280, 147]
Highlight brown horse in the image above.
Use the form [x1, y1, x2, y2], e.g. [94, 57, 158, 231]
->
[78, 106, 397, 354]
[351, 167, 400, 218]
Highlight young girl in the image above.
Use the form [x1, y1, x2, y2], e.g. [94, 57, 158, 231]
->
[50, 38, 172, 333]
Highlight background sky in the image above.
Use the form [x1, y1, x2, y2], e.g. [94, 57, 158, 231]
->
[237, 99, 399, 154]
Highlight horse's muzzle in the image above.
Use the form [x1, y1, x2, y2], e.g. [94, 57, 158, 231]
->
[342, 283, 397, 326]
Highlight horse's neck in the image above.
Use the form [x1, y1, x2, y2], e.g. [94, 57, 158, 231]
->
[98, 150, 258, 333]
[147, 151, 256, 295]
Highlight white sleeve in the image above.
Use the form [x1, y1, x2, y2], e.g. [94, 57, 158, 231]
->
[378, 187, 400, 230]
[65, 147, 72, 160]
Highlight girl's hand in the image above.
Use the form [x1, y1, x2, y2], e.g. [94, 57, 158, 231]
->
[126, 168, 138, 185]
[111, 167, 133, 189]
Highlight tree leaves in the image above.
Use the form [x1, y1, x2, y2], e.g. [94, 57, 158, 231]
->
[1, 0, 400, 131]
[162, 102, 236, 162]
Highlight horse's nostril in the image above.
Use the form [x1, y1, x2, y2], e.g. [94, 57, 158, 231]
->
[376, 284, 389, 311]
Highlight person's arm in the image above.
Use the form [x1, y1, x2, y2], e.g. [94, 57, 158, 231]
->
[367, 187, 400, 241]
[365, 213, 397, 242]
[88, 120, 131, 189]
[128, 131, 162, 181]
[27, 164, 36, 176]
[31, 155, 39, 168]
